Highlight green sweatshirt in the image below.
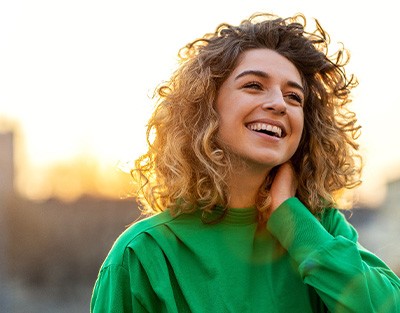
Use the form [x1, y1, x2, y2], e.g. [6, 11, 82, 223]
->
[91, 198, 400, 312]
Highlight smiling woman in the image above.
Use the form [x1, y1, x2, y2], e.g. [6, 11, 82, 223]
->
[216, 50, 304, 177]
[91, 12, 400, 313]
[215, 49, 305, 209]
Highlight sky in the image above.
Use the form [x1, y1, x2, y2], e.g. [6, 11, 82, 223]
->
[1, 0, 399, 205]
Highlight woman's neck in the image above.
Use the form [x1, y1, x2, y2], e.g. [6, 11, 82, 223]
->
[226, 165, 270, 208]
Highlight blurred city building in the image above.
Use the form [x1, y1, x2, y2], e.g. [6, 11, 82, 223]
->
[0, 130, 399, 312]
[0, 131, 140, 312]
[350, 178, 400, 273]
[0, 131, 14, 311]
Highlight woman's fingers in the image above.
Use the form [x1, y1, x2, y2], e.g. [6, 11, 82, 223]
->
[270, 162, 298, 212]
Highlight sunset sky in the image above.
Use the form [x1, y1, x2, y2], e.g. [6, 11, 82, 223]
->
[1, 0, 399, 205]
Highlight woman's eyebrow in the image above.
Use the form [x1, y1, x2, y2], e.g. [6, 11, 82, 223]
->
[287, 81, 305, 95]
[234, 70, 269, 80]
[234, 69, 305, 94]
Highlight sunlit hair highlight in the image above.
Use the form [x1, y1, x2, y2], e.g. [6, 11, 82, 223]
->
[132, 13, 362, 218]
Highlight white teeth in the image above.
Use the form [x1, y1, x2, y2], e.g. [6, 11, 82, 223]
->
[247, 123, 283, 138]
[272, 126, 282, 137]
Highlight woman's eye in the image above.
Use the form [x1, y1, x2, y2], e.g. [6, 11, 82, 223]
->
[286, 92, 303, 106]
[243, 81, 262, 90]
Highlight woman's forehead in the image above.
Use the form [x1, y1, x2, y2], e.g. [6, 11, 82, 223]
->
[231, 49, 303, 86]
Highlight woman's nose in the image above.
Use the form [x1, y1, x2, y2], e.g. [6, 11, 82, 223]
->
[261, 89, 287, 115]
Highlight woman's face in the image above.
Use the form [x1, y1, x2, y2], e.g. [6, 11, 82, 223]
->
[216, 48, 304, 172]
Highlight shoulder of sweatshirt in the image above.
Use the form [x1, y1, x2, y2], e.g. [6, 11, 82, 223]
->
[100, 210, 180, 267]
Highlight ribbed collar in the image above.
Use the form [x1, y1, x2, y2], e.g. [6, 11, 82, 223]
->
[201, 206, 259, 225]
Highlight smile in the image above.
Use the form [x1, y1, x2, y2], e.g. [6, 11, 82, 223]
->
[246, 122, 285, 138]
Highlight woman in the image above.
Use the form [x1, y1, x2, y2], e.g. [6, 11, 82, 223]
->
[91, 13, 400, 312]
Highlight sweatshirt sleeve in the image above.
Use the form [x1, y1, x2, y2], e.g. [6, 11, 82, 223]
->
[90, 230, 182, 313]
[91, 265, 134, 313]
[90, 236, 163, 313]
[90, 261, 151, 313]
[267, 197, 400, 313]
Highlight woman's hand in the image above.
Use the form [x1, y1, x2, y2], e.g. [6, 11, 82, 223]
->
[270, 162, 298, 213]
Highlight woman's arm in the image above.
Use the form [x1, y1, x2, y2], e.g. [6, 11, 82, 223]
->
[267, 197, 400, 312]
[267, 164, 400, 312]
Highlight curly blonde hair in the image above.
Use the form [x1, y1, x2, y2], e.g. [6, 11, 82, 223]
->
[132, 13, 362, 217]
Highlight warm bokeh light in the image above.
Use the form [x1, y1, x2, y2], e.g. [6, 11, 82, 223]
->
[1, 0, 400, 206]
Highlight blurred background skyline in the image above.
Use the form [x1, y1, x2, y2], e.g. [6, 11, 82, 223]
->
[1, 0, 400, 205]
